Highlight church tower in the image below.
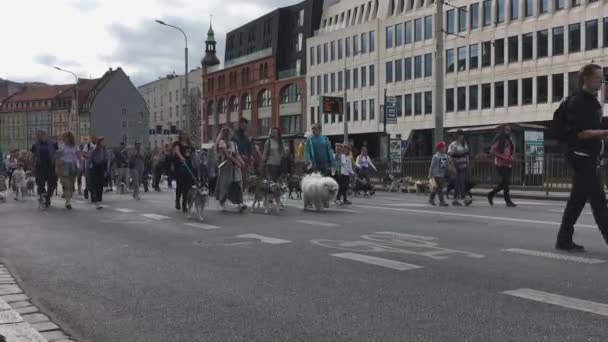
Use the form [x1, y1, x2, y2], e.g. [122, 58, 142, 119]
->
[201, 23, 220, 69]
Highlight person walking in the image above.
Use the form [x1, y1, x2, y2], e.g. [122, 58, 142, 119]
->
[151, 147, 163, 191]
[448, 130, 470, 206]
[31, 130, 58, 208]
[163, 144, 174, 189]
[355, 147, 377, 182]
[0, 145, 7, 203]
[262, 127, 284, 182]
[206, 145, 217, 196]
[428, 141, 450, 207]
[487, 125, 517, 207]
[556, 63, 608, 252]
[172, 132, 195, 212]
[305, 123, 334, 176]
[143, 150, 151, 193]
[129, 141, 145, 201]
[55, 132, 81, 210]
[336, 144, 355, 205]
[216, 127, 247, 212]
[88, 137, 110, 209]
[280, 146, 293, 177]
[114, 142, 129, 194]
[80, 136, 97, 199]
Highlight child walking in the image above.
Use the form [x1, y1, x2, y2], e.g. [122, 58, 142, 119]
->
[429, 141, 450, 207]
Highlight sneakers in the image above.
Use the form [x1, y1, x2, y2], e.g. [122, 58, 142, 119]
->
[464, 198, 473, 207]
[439, 201, 449, 207]
[175, 201, 181, 211]
[343, 200, 352, 205]
[239, 204, 248, 213]
[555, 242, 585, 252]
[452, 200, 462, 207]
[65, 204, 72, 210]
[506, 201, 517, 208]
[429, 198, 437, 206]
[487, 192, 494, 206]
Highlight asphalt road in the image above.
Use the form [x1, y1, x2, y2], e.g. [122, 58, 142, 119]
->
[1, 189, 608, 342]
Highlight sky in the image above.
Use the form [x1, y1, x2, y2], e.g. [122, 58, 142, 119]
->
[0, 0, 297, 87]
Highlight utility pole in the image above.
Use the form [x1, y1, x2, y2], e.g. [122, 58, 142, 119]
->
[383, 88, 389, 163]
[433, 0, 445, 144]
[343, 55, 348, 144]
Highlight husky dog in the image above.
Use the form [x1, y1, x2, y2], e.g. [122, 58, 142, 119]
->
[301, 173, 339, 212]
[185, 183, 209, 221]
[415, 179, 431, 194]
[246, 175, 264, 200]
[25, 171, 35, 196]
[388, 176, 416, 193]
[286, 174, 302, 200]
[11, 167, 27, 202]
[251, 180, 285, 214]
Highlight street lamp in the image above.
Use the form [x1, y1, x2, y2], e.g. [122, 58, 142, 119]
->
[155, 19, 190, 136]
[54, 66, 79, 140]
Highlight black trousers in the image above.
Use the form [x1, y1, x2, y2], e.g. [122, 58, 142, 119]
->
[35, 169, 57, 197]
[175, 166, 194, 206]
[489, 166, 512, 203]
[90, 164, 106, 203]
[558, 153, 608, 245]
[337, 174, 350, 201]
[153, 166, 162, 190]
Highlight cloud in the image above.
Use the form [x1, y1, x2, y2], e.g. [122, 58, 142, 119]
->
[34, 53, 82, 68]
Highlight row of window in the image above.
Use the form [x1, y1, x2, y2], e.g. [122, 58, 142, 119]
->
[386, 54, 433, 83]
[310, 65, 376, 96]
[386, 92, 433, 117]
[446, 18, 607, 73]
[310, 98, 377, 124]
[311, 31, 376, 66]
[208, 85, 302, 116]
[385, 15, 432, 49]
[321, 0, 378, 30]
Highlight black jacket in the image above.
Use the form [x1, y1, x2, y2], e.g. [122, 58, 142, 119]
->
[567, 89, 605, 157]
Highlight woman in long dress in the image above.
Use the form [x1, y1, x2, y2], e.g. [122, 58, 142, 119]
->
[215, 127, 247, 212]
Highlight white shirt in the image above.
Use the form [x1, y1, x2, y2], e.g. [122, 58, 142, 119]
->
[340, 154, 354, 176]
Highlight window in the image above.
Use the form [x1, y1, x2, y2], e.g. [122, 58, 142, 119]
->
[404, 58, 412, 80]
[510, 0, 519, 19]
[386, 26, 394, 48]
[414, 18, 423, 42]
[323, 43, 328, 62]
[317, 76, 321, 94]
[361, 66, 367, 87]
[457, 47, 466, 71]
[324, 74, 328, 93]
[346, 102, 350, 121]
[446, 49, 455, 73]
[338, 71, 343, 91]
[424, 91, 433, 114]
[396, 95, 403, 117]
[571, 0, 580, 6]
[586, 20, 598, 50]
[569, 23, 581, 53]
[470, 3, 480, 29]
[539, 0, 548, 14]
[446, 88, 455, 112]
[370, 30, 375, 52]
[495, 81, 504, 107]
[508, 80, 518, 106]
[331, 73, 336, 92]
[395, 23, 403, 46]
[522, 33, 533, 60]
[425, 16, 433, 40]
[353, 69, 359, 88]
[405, 21, 412, 44]
[370, 65, 375, 86]
[395, 59, 403, 81]
[386, 61, 393, 83]
[568, 71, 579, 95]
[469, 85, 479, 110]
[353, 35, 359, 55]
[345, 70, 350, 89]
[370, 99, 375, 120]
[553, 27, 564, 55]
[605, 18, 608, 48]
[469, 44, 479, 69]
[482, 41, 492, 67]
[361, 100, 367, 120]
[361, 32, 368, 53]
[414, 55, 423, 78]
[455, 87, 466, 111]
[330, 41, 335, 61]
[552, 73, 564, 102]
[424, 53, 433, 77]
[345, 37, 351, 57]
[337, 39, 343, 59]
[242, 94, 252, 109]
[404, 94, 412, 116]
[447, 10, 455, 34]
[483, 0, 492, 26]
[555, 0, 565, 10]
[459, 7, 467, 32]
[508, 36, 518, 63]
[537, 76, 548, 103]
[496, 0, 505, 24]
[522, 78, 533, 105]
[537, 30, 548, 58]
[524, 0, 533, 17]
[482, 83, 491, 108]
[494, 39, 504, 64]
[414, 93, 422, 115]
[353, 101, 359, 121]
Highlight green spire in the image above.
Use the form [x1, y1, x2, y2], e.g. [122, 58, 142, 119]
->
[207, 16, 215, 42]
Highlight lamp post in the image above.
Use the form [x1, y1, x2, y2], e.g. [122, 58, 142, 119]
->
[54, 66, 79, 140]
[156, 20, 190, 136]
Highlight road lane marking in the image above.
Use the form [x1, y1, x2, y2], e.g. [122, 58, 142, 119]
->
[352, 204, 597, 229]
[236, 234, 291, 244]
[375, 231, 438, 241]
[114, 208, 136, 213]
[184, 222, 220, 230]
[141, 213, 170, 220]
[502, 248, 606, 264]
[296, 220, 338, 227]
[548, 209, 592, 215]
[330, 208, 361, 213]
[330, 252, 423, 271]
[503, 288, 608, 317]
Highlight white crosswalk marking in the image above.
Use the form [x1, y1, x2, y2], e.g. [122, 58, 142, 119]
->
[502, 248, 606, 264]
[184, 222, 220, 230]
[114, 208, 136, 213]
[503, 288, 608, 317]
[375, 231, 438, 241]
[330, 253, 423, 271]
[236, 234, 291, 244]
[296, 220, 338, 227]
[141, 214, 170, 220]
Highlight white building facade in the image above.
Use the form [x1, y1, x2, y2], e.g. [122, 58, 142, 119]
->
[307, 0, 608, 153]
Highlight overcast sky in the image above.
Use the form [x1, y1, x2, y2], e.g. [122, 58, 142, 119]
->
[0, 0, 296, 87]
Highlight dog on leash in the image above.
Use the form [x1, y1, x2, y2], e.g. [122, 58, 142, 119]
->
[286, 174, 302, 200]
[25, 171, 35, 196]
[388, 176, 416, 193]
[184, 183, 209, 221]
[415, 180, 431, 194]
[11, 167, 27, 201]
[301, 173, 339, 212]
[251, 180, 285, 214]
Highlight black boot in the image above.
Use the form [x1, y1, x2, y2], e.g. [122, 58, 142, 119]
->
[182, 198, 188, 213]
[487, 191, 495, 206]
[175, 198, 181, 211]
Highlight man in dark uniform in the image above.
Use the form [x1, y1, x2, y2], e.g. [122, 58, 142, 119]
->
[31, 130, 58, 208]
[557, 63, 608, 252]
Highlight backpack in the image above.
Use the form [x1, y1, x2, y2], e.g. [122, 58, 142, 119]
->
[552, 96, 572, 144]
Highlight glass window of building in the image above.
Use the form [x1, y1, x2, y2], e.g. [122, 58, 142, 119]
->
[446, 88, 455, 112]
[447, 10, 455, 34]
[330, 73, 335, 92]
[495, 81, 504, 107]
[537, 76, 548, 103]
[405, 21, 412, 44]
[404, 94, 412, 116]
[386, 61, 393, 83]
[395, 59, 403, 81]
[361, 32, 368, 53]
[469, 44, 479, 69]
[537, 30, 548, 58]
[424, 53, 433, 77]
[552, 73, 564, 102]
[414, 55, 423, 78]
[539, 0, 549, 14]
[524, 0, 533, 17]
[414, 93, 422, 115]
[457, 47, 466, 71]
[353, 35, 359, 55]
[482, 83, 491, 108]
[496, 0, 505, 24]
[395, 23, 403, 46]
[569, 23, 581, 53]
[345, 70, 350, 89]
[508, 80, 518, 106]
[470, 3, 479, 29]
[457, 87, 466, 111]
[495, 38, 504, 64]
[338, 71, 343, 91]
[323, 74, 328, 93]
[469, 85, 479, 110]
[458, 7, 467, 32]
[414, 18, 423, 41]
[353, 101, 359, 121]
[483, 0, 492, 26]
[310, 47, 315, 65]
[396, 95, 403, 117]
[508, 36, 518, 63]
[323, 43, 328, 62]
[405, 57, 412, 80]
[482, 41, 492, 67]
[330, 41, 335, 61]
[552, 27, 564, 55]
[522, 77, 533, 104]
[605, 18, 608, 47]
[369, 30, 375, 52]
[386, 26, 394, 48]
[361, 100, 367, 120]
[425, 16, 433, 39]
[586, 20, 598, 50]
[424, 91, 433, 114]
[370, 99, 375, 120]
[446, 49, 455, 73]
[555, 0, 565, 10]
[510, 0, 519, 19]
[361, 66, 367, 87]
[370, 65, 375, 86]
[337, 39, 343, 59]
[317, 76, 321, 94]
[353, 69, 358, 88]
[522, 33, 533, 60]
[568, 71, 579, 95]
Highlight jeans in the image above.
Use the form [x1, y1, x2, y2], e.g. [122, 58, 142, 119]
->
[337, 174, 350, 202]
[454, 168, 466, 200]
[130, 168, 143, 198]
[490, 166, 512, 203]
[35, 169, 57, 198]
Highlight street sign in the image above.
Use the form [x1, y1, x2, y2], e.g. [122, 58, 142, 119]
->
[386, 106, 397, 124]
[386, 96, 397, 105]
[322, 96, 344, 114]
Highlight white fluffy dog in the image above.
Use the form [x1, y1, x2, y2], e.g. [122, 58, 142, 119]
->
[301, 173, 339, 212]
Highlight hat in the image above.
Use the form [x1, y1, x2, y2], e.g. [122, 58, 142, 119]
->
[435, 141, 446, 151]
